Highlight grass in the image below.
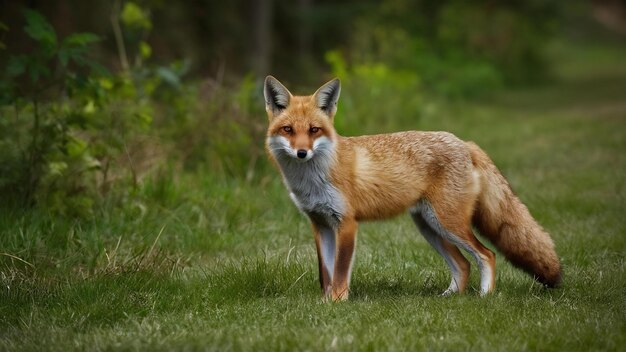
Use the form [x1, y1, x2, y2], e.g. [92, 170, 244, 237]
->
[1, 39, 625, 351]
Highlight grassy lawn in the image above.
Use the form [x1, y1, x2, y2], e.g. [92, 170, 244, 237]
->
[1, 40, 625, 351]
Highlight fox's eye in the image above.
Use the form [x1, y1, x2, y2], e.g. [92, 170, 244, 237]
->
[282, 126, 293, 133]
[309, 127, 320, 134]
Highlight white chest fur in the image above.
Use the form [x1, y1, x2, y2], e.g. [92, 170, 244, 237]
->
[267, 136, 345, 228]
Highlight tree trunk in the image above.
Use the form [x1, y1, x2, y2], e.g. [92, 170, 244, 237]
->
[252, 0, 273, 77]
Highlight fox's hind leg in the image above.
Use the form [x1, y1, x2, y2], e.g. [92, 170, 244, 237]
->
[410, 209, 470, 295]
[417, 199, 496, 296]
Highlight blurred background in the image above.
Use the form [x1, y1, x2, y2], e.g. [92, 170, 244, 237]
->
[0, 0, 624, 217]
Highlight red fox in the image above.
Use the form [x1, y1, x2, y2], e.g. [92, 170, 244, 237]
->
[263, 76, 562, 301]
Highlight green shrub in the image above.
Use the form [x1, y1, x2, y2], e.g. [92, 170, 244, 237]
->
[0, 10, 155, 216]
[345, 0, 560, 97]
[325, 51, 423, 135]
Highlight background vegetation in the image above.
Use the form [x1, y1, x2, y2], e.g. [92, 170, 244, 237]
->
[1, 0, 625, 350]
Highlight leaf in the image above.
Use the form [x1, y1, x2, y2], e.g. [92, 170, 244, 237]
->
[23, 9, 57, 50]
[58, 48, 70, 67]
[48, 161, 68, 177]
[156, 67, 180, 87]
[83, 100, 96, 115]
[136, 111, 153, 129]
[82, 155, 101, 170]
[62, 32, 101, 47]
[57, 32, 101, 68]
[121, 2, 152, 30]
[139, 41, 152, 59]
[67, 136, 87, 157]
[99, 78, 114, 90]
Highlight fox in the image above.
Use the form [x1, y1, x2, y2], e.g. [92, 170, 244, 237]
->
[263, 75, 562, 301]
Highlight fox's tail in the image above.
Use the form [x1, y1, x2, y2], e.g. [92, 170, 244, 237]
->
[467, 142, 562, 287]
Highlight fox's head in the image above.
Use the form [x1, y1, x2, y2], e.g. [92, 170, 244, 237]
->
[264, 76, 340, 163]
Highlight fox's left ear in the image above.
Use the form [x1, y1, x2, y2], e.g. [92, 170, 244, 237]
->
[313, 78, 341, 118]
[264, 76, 292, 118]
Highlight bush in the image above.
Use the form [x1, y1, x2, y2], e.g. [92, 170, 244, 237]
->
[346, 0, 560, 96]
[0, 9, 270, 217]
[0, 10, 157, 216]
[325, 51, 423, 135]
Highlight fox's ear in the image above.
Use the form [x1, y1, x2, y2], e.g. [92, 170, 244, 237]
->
[313, 78, 341, 118]
[264, 76, 292, 117]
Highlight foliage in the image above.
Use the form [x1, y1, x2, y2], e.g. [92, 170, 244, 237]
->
[0, 8, 273, 216]
[1, 10, 104, 215]
[0, 9, 157, 216]
[345, 0, 560, 96]
[325, 51, 423, 135]
[153, 73, 267, 180]
[121, 2, 152, 31]
[0, 1, 564, 91]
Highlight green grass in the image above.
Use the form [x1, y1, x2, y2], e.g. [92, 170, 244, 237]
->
[1, 40, 625, 351]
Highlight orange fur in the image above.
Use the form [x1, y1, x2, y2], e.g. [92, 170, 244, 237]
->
[264, 76, 561, 301]
[467, 142, 562, 287]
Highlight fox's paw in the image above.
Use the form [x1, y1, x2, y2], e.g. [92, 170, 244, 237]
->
[440, 289, 456, 297]
[479, 288, 494, 297]
[321, 285, 333, 302]
[331, 287, 349, 302]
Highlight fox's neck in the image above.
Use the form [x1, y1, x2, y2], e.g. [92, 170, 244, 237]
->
[274, 141, 345, 228]
[275, 140, 336, 194]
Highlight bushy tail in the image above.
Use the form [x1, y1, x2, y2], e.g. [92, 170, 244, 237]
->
[467, 142, 562, 287]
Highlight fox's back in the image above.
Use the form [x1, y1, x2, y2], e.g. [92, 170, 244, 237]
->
[331, 131, 476, 220]
[346, 130, 470, 165]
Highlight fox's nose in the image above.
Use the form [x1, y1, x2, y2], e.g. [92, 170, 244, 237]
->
[296, 149, 308, 159]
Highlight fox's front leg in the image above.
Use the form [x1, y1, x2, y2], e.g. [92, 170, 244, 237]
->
[313, 224, 335, 298]
[331, 218, 358, 301]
